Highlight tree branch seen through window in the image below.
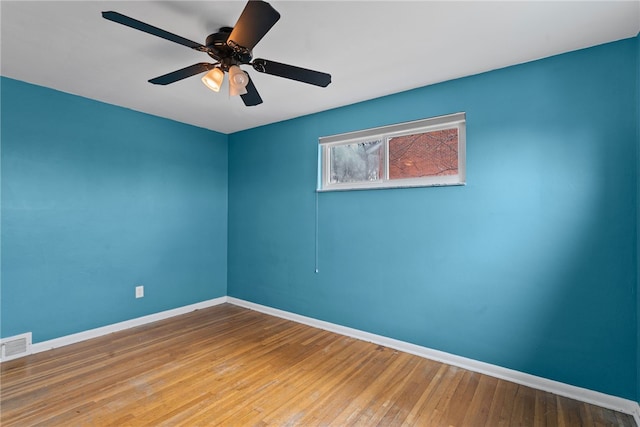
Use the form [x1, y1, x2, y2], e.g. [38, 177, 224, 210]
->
[389, 129, 458, 179]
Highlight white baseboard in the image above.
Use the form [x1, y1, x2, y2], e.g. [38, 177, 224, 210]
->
[30, 297, 228, 355]
[227, 297, 640, 421]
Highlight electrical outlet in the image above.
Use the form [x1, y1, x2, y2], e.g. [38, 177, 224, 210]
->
[135, 285, 144, 298]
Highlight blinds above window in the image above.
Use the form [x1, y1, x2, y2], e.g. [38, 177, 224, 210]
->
[319, 112, 466, 145]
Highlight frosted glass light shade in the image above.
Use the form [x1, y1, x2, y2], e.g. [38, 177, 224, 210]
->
[202, 68, 224, 92]
[229, 84, 248, 96]
[228, 65, 249, 96]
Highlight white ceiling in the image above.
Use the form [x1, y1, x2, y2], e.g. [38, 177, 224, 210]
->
[2, 1, 639, 134]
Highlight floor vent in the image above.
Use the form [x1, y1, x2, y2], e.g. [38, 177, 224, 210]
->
[1, 333, 32, 362]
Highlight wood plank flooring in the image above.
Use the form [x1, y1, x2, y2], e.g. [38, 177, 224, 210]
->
[1, 303, 636, 426]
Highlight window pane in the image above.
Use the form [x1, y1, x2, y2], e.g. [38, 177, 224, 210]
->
[388, 128, 459, 179]
[330, 140, 383, 184]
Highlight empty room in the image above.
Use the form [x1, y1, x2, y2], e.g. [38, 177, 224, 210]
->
[1, 1, 640, 425]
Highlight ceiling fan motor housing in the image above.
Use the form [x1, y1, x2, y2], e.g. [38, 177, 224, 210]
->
[206, 28, 252, 69]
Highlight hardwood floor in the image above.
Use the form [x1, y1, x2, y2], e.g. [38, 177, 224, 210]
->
[1, 303, 636, 426]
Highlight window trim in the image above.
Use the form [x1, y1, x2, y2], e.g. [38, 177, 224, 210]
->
[318, 112, 466, 191]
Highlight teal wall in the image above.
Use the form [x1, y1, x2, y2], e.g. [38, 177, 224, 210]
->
[1, 78, 228, 342]
[636, 32, 640, 405]
[228, 38, 638, 400]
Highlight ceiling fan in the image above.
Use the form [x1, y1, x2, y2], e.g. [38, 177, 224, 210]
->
[102, 0, 331, 106]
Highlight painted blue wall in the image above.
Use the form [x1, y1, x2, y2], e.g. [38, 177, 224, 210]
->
[228, 38, 638, 400]
[636, 32, 640, 406]
[1, 77, 228, 342]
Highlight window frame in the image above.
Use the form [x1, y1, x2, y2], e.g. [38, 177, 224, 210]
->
[319, 112, 466, 191]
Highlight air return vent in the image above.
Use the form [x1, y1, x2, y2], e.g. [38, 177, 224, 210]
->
[1, 333, 32, 362]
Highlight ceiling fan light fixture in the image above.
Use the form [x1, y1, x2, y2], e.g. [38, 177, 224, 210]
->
[228, 65, 249, 97]
[202, 67, 225, 92]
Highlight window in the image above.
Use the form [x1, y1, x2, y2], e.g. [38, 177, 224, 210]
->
[319, 113, 465, 191]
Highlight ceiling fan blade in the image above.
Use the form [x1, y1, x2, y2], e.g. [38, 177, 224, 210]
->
[241, 75, 263, 106]
[252, 59, 331, 87]
[149, 63, 216, 85]
[228, 1, 280, 55]
[102, 11, 208, 52]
